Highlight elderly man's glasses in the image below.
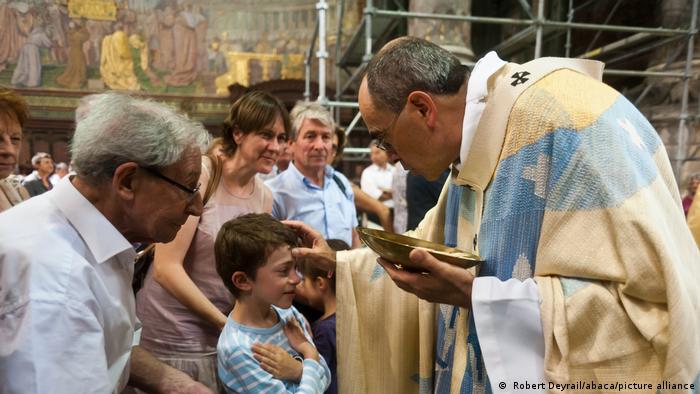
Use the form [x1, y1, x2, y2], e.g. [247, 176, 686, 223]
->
[140, 166, 201, 203]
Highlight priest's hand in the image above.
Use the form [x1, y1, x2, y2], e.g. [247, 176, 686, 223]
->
[283, 220, 336, 272]
[377, 248, 474, 309]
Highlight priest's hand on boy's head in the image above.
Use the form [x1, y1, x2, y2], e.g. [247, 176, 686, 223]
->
[282, 220, 337, 272]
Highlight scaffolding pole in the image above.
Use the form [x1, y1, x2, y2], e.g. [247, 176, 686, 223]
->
[675, 0, 699, 181]
[535, 0, 545, 58]
[303, 0, 700, 173]
[334, 0, 345, 123]
[565, 0, 574, 57]
[304, 22, 319, 101]
[372, 9, 693, 36]
[316, 0, 329, 103]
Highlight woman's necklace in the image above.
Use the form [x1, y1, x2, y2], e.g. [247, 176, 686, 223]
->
[222, 177, 255, 198]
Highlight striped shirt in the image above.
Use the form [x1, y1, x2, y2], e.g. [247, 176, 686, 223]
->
[218, 306, 331, 394]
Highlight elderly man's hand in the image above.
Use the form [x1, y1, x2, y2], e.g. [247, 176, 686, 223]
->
[283, 220, 336, 271]
[377, 248, 474, 308]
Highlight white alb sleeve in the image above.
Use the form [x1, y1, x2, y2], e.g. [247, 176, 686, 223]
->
[471, 277, 545, 393]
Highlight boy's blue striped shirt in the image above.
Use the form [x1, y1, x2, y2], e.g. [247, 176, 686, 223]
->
[217, 306, 331, 394]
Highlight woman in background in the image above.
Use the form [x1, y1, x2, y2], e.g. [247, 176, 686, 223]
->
[0, 88, 29, 212]
[135, 91, 290, 391]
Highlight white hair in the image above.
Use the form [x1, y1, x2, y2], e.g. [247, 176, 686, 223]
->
[70, 93, 210, 183]
[289, 101, 335, 141]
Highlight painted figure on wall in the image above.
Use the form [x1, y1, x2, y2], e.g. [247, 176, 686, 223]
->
[11, 26, 53, 87]
[128, 33, 162, 86]
[0, 0, 318, 94]
[100, 23, 140, 90]
[152, 1, 175, 71]
[83, 19, 112, 67]
[56, 20, 90, 89]
[47, 1, 70, 64]
[164, 2, 205, 86]
[0, 2, 33, 73]
[0, 3, 22, 72]
[194, 4, 208, 73]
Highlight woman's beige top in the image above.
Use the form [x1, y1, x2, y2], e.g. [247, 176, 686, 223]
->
[136, 163, 272, 354]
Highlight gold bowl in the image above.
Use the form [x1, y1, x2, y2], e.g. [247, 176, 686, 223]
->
[356, 227, 482, 271]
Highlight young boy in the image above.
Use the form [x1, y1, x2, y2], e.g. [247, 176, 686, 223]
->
[295, 239, 348, 394]
[215, 213, 331, 394]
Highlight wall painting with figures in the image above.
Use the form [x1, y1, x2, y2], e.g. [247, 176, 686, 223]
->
[0, 0, 350, 96]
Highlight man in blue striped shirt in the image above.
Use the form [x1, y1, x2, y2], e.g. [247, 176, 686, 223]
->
[214, 213, 331, 394]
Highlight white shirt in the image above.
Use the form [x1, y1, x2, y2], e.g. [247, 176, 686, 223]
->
[49, 173, 61, 186]
[360, 163, 395, 208]
[461, 52, 546, 392]
[0, 177, 138, 394]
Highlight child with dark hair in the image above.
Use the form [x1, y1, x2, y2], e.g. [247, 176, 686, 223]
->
[295, 239, 349, 394]
[215, 213, 330, 394]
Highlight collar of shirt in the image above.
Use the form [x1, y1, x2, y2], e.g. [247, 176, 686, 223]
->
[288, 162, 336, 190]
[370, 163, 394, 173]
[49, 177, 136, 266]
[455, 51, 507, 172]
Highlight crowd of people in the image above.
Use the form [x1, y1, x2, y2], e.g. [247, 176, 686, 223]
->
[1, 35, 699, 394]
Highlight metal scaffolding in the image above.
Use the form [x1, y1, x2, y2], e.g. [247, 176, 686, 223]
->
[304, 0, 700, 181]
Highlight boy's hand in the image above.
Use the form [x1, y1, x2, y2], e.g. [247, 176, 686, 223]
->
[252, 343, 303, 382]
[283, 317, 319, 362]
[282, 220, 336, 272]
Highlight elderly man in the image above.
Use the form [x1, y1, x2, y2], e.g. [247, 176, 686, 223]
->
[0, 93, 212, 394]
[266, 101, 359, 247]
[0, 88, 29, 212]
[290, 37, 700, 393]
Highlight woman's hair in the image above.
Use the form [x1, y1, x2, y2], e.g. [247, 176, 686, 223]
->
[207, 137, 224, 156]
[221, 91, 290, 157]
[0, 87, 29, 127]
[332, 126, 346, 166]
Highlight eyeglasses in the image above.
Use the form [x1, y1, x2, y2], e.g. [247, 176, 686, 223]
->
[371, 107, 403, 153]
[140, 166, 201, 203]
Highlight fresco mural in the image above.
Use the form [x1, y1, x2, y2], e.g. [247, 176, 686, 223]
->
[0, 0, 347, 96]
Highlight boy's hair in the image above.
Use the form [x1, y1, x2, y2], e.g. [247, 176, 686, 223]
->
[215, 213, 298, 297]
[299, 239, 350, 294]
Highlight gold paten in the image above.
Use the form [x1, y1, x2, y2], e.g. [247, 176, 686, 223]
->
[357, 227, 482, 271]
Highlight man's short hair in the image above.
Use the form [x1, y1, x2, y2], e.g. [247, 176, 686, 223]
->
[214, 213, 298, 297]
[55, 162, 69, 171]
[70, 93, 210, 183]
[289, 101, 335, 141]
[30, 152, 51, 167]
[0, 87, 29, 127]
[365, 36, 468, 113]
